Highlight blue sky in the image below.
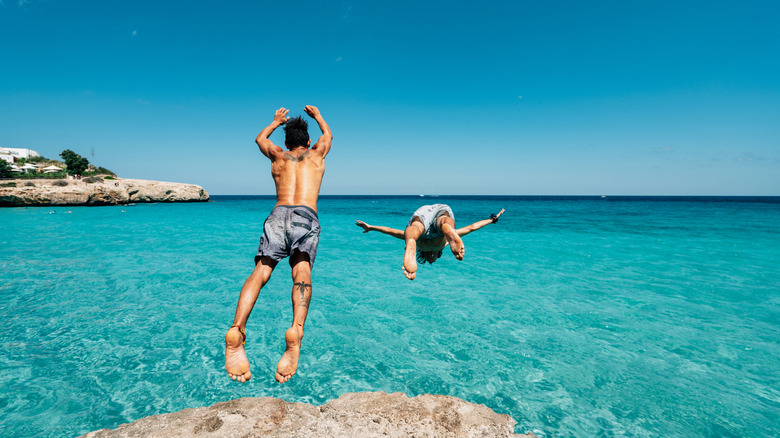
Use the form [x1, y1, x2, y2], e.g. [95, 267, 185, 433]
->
[1, 0, 778, 195]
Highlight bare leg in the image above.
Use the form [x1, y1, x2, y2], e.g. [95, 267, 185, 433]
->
[275, 251, 312, 383]
[403, 220, 424, 280]
[438, 214, 464, 260]
[225, 257, 276, 383]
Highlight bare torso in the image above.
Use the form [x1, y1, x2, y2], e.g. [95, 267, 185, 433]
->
[270, 147, 325, 212]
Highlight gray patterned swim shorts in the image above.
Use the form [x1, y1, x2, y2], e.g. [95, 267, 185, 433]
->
[407, 204, 455, 240]
[255, 205, 320, 266]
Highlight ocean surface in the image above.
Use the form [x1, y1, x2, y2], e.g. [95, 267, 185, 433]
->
[1, 196, 779, 437]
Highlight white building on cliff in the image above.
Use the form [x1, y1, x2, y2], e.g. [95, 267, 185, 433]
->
[0, 148, 41, 163]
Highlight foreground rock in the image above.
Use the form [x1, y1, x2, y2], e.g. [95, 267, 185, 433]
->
[0, 178, 208, 206]
[81, 392, 536, 438]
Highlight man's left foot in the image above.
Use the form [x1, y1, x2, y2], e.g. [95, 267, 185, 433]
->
[275, 326, 303, 383]
[225, 326, 251, 383]
[442, 224, 465, 260]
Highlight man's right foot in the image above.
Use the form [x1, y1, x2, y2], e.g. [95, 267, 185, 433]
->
[275, 326, 303, 383]
[442, 224, 465, 260]
[225, 326, 251, 383]
[403, 240, 417, 280]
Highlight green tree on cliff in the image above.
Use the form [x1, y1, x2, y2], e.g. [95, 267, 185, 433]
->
[0, 159, 12, 179]
[60, 149, 90, 176]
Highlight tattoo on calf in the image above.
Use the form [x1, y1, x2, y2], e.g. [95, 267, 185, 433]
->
[283, 150, 310, 162]
[294, 281, 311, 301]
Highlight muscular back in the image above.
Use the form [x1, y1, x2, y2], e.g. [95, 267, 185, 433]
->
[269, 147, 325, 211]
[256, 106, 333, 211]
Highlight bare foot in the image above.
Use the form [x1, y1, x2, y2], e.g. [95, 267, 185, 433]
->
[403, 241, 417, 280]
[225, 326, 251, 383]
[275, 326, 303, 383]
[442, 223, 465, 260]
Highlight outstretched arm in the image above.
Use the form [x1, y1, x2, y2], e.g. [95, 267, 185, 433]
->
[304, 105, 333, 157]
[255, 108, 289, 159]
[355, 220, 405, 240]
[455, 209, 505, 237]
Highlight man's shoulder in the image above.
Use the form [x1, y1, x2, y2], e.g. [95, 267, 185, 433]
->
[267, 147, 289, 161]
[308, 145, 329, 156]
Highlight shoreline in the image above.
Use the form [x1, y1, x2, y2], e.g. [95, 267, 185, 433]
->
[0, 177, 209, 207]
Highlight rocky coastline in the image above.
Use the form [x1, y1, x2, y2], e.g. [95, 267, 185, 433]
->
[80, 391, 537, 438]
[0, 178, 208, 206]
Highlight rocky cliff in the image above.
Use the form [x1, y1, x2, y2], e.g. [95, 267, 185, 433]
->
[0, 178, 208, 206]
[80, 391, 537, 438]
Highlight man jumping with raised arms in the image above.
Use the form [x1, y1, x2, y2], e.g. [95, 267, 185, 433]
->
[356, 205, 505, 280]
[225, 105, 332, 383]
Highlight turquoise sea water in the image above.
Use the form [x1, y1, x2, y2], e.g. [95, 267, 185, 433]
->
[1, 196, 779, 437]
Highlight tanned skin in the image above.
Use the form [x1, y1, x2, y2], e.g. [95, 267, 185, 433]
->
[355, 209, 505, 280]
[225, 106, 332, 384]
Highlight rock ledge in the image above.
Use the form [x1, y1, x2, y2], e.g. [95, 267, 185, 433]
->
[81, 391, 536, 438]
[0, 178, 208, 206]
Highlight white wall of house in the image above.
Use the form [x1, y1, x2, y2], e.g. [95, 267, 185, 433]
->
[0, 154, 14, 163]
[0, 148, 41, 159]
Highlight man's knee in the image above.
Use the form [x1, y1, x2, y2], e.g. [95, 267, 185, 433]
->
[292, 269, 311, 283]
[437, 214, 455, 229]
[249, 257, 276, 282]
[405, 220, 425, 239]
[290, 251, 312, 280]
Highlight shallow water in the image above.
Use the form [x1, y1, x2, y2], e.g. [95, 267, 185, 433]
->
[1, 196, 779, 437]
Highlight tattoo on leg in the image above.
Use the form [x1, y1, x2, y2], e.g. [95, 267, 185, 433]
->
[294, 281, 311, 301]
[294, 281, 312, 311]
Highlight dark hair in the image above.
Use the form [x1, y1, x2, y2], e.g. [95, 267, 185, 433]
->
[417, 249, 443, 264]
[284, 116, 309, 147]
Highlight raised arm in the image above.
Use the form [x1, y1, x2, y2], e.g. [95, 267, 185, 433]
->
[304, 105, 333, 157]
[355, 220, 405, 239]
[455, 209, 505, 237]
[255, 108, 289, 159]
